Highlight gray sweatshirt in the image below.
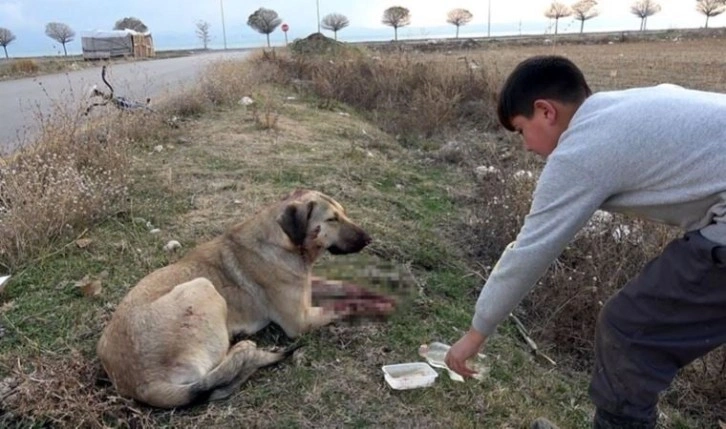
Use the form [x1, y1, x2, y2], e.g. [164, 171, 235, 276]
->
[473, 84, 726, 336]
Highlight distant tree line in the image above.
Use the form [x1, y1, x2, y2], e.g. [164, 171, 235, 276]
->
[1, 2, 725, 59]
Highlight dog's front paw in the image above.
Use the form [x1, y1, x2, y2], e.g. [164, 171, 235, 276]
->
[309, 305, 340, 325]
[232, 340, 257, 350]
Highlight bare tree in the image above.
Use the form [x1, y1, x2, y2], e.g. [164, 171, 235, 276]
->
[382, 6, 411, 41]
[0, 27, 16, 59]
[114, 17, 149, 33]
[545, 1, 573, 36]
[247, 8, 282, 48]
[571, 0, 599, 34]
[630, 0, 662, 31]
[196, 20, 211, 49]
[321, 13, 350, 40]
[45, 22, 75, 56]
[696, 0, 726, 28]
[447, 8, 474, 39]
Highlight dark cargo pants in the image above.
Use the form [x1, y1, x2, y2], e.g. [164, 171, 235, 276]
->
[589, 231, 726, 428]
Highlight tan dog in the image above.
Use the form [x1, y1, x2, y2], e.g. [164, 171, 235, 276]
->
[97, 190, 371, 408]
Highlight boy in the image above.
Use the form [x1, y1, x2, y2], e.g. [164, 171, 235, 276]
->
[444, 55, 726, 429]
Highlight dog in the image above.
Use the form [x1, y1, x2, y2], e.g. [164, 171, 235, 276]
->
[97, 190, 372, 408]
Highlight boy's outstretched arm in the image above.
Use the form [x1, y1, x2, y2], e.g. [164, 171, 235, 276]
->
[446, 156, 613, 377]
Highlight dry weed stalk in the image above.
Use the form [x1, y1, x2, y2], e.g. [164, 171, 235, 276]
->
[0, 101, 182, 270]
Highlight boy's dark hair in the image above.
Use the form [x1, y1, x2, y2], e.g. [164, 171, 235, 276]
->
[497, 55, 592, 131]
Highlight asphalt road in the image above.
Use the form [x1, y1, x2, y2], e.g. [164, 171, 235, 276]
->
[0, 50, 251, 154]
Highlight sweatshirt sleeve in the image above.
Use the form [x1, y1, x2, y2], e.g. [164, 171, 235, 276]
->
[472, 157, 611, 336]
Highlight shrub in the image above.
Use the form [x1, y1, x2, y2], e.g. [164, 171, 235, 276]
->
[256, 49, 499, 142]
[0, 103, 178, 270]
[162, 88, 209, 118]
[10, 59, 39, 74]
[198, 60, 255, 106]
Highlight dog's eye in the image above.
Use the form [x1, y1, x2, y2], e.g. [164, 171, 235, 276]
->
[325, 217, 337, 222]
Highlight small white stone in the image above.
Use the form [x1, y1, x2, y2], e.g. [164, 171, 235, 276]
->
[475, 165, 500, 179]
[513, 170, 534, 180]
[163, 240, 182, 252]
[0, 275, 11, 293]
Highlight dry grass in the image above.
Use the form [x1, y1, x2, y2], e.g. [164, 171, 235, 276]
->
[0, 108, 135, 271]
[7, 59, 40, 75]
[0, 350, 152, 428]
[0, 57, 95, 81]
[259, 44, 499, 141]
[1, 34, 725, 428]
[0, 50, 200, 82]
[473, 37, 726, 94]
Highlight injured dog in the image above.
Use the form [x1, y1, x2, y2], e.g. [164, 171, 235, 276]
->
[97, 190, 371, 408]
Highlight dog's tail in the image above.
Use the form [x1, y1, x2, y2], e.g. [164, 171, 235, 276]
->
[140, 342, 301, 408]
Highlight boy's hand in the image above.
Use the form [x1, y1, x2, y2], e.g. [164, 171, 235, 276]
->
[445, 328, 487, 378]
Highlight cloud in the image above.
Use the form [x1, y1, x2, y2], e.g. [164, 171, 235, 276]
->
[0, 1, 38, 30]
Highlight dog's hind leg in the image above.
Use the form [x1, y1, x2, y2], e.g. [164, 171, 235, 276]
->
[140, 339, 296, 407]
[193, 340, 300, 403]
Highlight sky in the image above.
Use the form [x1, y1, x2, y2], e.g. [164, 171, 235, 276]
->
[0, 0, 723, 57]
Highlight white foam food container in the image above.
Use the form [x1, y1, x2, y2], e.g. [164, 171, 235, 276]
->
[382, 362, 438, 390]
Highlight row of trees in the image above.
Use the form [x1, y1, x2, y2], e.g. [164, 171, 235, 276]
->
[372, 1, 726, 40]
[2, 1, 725, 58]
[245, 8, 351, 47]
[246, 0, 726, 46]
[244, 6, 467, 44]
[245, 7, 465, 43]
[0, 17, 148, 59]
[547, 0, 725, 36]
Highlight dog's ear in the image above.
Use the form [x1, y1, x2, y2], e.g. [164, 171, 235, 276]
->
[277, 201, 315, 246]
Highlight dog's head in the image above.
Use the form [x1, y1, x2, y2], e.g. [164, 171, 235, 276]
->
[277, 190, 371, 257]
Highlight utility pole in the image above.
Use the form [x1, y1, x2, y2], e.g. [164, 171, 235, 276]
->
[220, 0, 228, 49]
[316, 0, 321, 33]
[487, 0, 492, 37]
